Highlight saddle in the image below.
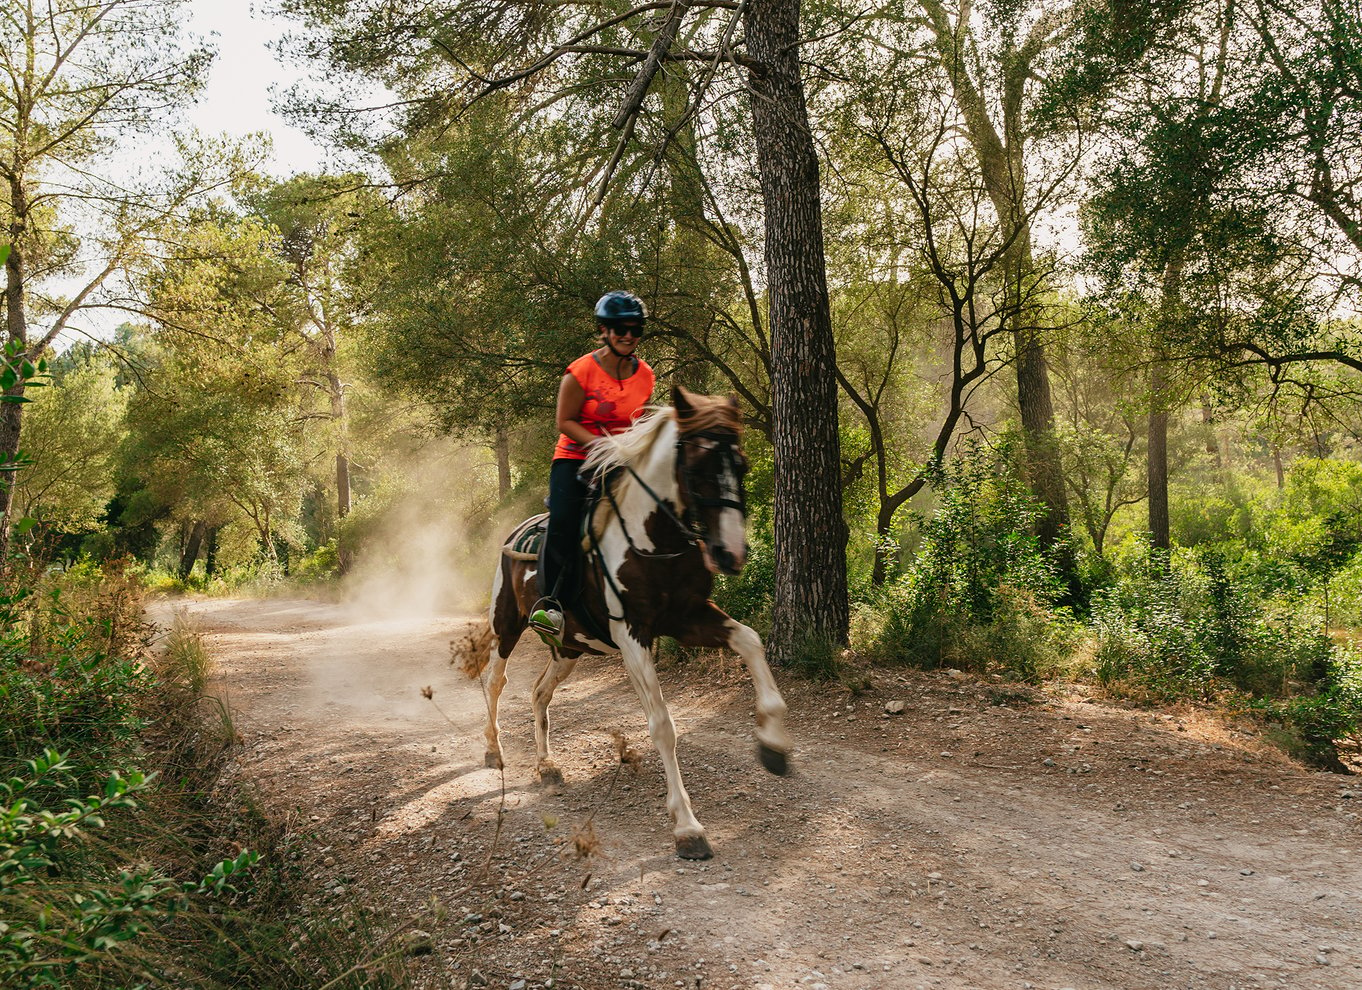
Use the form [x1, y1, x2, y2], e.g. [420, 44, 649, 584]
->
[502, 512, 548, 561]
[499, 487, 617, 648]
[500, 468, 615, 566]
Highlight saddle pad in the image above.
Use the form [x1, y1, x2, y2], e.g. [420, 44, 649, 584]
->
[504, 512, 549, 560]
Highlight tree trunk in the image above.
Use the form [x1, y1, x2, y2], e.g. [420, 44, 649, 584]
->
[0, 177, 30, 571]
[328, 370, 350, 518]
[872, 503, 897, 586]
[1015, 324, 1070, 547]
[922, 4, 1072, 566]
[1148, 361, 1170, 551]
[745, 0, 849, 659]
[1002, 218, 1070, 563]
[1150, 251, 1184, 554]
[336, 452, 351, 517]
[179, 520, 207, 580]
[494, 429, 512, 500]
[205, 525, 220, 576]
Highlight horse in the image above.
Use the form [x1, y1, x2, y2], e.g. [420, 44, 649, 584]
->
[460, 386, 792, 859]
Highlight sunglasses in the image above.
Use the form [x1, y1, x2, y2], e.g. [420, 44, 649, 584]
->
[608, 323, 646, 338]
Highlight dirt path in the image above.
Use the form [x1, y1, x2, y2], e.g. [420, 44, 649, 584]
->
[151, 596, 1362, 990]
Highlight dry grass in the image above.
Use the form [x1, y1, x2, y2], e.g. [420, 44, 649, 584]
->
[451, 619, 496, 678]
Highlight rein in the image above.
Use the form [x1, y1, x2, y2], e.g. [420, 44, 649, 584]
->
[583, 424, 748, 625]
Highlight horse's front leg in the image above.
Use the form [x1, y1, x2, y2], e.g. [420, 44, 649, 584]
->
[531, 653, 579, 785]
[616, 632, 711, 860]
[723, 618, 793, 776]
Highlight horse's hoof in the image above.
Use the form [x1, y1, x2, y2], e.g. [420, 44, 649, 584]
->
[484, 752, 503, 770]
[538, 766, 564, 786]
[758, 743, 790, 776]
[675, 833, 713, 860]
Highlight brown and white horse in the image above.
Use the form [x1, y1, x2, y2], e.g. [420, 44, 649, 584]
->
[464, 386, 792, 859]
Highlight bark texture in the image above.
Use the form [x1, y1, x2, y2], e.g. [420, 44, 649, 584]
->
[0, 178, 29, 569]
[1147, 363, 1170, 551]
[745, 0, 849, 658]
[180, 520, 207, 580]
[1149, 253, 1184, 553]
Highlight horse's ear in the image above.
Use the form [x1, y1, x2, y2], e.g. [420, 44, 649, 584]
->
[673, 384, 695, 416]
[728, 395, 739, 410]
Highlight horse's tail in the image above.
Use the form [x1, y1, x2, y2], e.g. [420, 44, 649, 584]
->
[451, 617, 496, 679]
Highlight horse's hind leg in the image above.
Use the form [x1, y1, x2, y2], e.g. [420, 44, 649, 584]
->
[724, 618, 793, 776]
[531, 653, 579, 785]
[483, 562, 526, 770]
[617, 634, 711, 860]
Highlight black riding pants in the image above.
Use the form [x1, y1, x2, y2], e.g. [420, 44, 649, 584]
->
[543, 457, 589, 602]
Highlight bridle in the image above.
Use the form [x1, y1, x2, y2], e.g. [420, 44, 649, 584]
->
[579, 419, 748, 641]
[674, 427, 748, 542]
[603, 423, 747, 551]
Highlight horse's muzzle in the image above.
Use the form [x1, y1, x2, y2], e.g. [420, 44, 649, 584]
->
[709, 543, 747, 576]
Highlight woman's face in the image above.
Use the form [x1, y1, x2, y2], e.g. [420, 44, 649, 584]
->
[601, 320, 644, 354]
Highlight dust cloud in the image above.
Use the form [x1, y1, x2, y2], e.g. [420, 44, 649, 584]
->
[338, 439, 541, 622]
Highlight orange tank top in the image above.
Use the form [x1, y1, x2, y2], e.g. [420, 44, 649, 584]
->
[553, 352, 656, 461]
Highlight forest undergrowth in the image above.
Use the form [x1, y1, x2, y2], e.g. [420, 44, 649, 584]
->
[0, 558, 415, 989]
[707, 445, 1362, 774]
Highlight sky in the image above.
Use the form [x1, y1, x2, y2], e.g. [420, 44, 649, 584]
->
[184, 1, 328, 176]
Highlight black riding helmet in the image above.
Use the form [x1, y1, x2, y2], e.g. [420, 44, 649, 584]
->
[595, 290, 647, 331]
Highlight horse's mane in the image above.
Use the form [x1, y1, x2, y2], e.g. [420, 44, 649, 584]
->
[582, 391, 744, 477]
[582, 405, 675, 475]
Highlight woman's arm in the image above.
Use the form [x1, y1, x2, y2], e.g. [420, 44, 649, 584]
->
[555, 372, 596, 447]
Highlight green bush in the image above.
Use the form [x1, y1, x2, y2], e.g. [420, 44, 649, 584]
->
[711, 511, 774, 634]
[855, 443, 1066, 677]
[0, 589, 152, 760]
[1251, 646, 1362, 770]
[292, 539, 340, 582]
[906, 444, 1060, 624]
[1088, 542, 1336, 701]
[0, 749, 257, 989]
[1168, 474, 1264, 546]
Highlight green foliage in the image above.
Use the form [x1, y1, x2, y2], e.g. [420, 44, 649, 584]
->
[852, 444, 1070, 679]
[710, 437, 775, 631]
[854, 580, 1077, 683]
[1266, 458, 1362, 580]
[1088, 542, 1334, 701]
[11, 353, 125, 541]
[0, 339, 50, 405]
[0, 750, 258, 988]
[292, 539, 340, 583]
[1251, 647, 1362, 770]
[0, 588, 151, 760]
[903, 444, 1062, 624]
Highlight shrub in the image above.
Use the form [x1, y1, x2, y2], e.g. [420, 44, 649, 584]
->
[292, 539, 340, 582]
[0, 749, 257, 989]
[0, 590, 152, 761]
[711, 514, 774, 634]
[1088, 541, 1337, 701]
[1250, 645, 1362, 770]
[854, 443, 1067, 677]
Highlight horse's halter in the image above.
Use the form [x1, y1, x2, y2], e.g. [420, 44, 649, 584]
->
[596, 424, 747, 562]
[674, 427, 749, 542]
[585, 419, 748, 626]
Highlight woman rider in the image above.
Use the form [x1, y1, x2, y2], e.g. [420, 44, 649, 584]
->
[530, 291, 655, 647]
